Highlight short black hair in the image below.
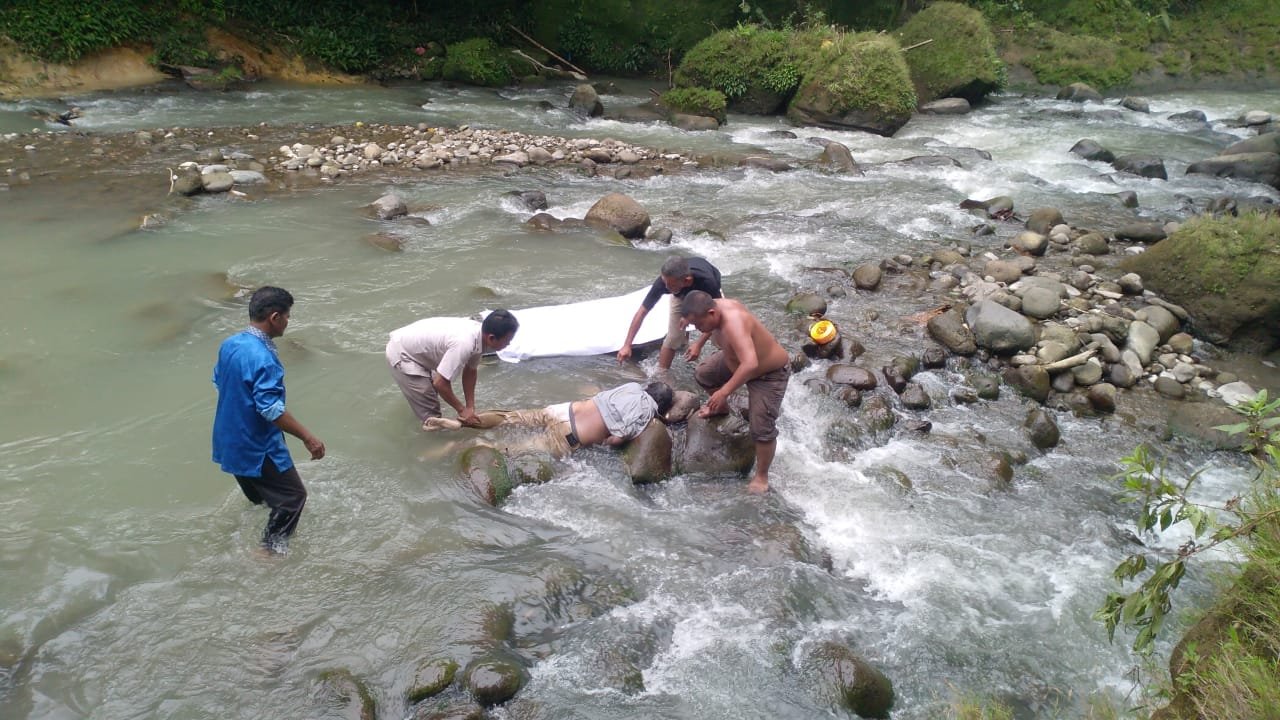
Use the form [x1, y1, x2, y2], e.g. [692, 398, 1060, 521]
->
[644, 381, 675, 416]
[680, 290, 716, 318]
[660, 256, 691, 279]
[248, 286, 294, 322]
[482, 309, 519, 339]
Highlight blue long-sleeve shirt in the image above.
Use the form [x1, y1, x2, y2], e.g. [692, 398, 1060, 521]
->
[212, 331, 292, 477]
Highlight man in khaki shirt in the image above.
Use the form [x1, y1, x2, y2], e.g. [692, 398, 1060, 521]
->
[386, 310, 518, 428]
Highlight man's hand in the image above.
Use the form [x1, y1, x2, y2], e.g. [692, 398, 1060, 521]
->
[616, 344, 633, 364]
[684, 340, 705, 363]
[458, 408, 482, 427]
[304, 435, 326, 460]
[698, 389, 730, 417]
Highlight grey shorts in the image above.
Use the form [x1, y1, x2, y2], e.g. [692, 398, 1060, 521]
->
[388, 362, 441, 421]
[694, 351, 790, 443]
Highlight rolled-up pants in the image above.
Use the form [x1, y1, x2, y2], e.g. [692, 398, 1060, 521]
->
[234, 456, 307, 544]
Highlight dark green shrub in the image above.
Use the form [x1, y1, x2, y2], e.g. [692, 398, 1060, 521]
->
[674, 24, 805, 114]
[660, 87, 727, 123]
[151, 18, 217, 68]
[441, 37, 514, 87]
[0, 0, 157, 63]
[897, 2, 1005, 103]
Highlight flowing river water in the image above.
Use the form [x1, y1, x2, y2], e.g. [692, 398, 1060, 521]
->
[2, 79, 1279, 719]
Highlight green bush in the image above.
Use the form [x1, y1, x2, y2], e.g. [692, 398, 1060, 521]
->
[441, 37, 514, 87]
[0, 0, 157, 63]
[673, 24, 805, 114]
[1021, 26, 1152, 89]
[790, 32, 917, 125]
[151, 18, 217, 69]
[660, 87, 727, 123]
[897, 2, 1005, 103]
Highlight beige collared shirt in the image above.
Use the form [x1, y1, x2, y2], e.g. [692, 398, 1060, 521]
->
[386, 317, 483, 380]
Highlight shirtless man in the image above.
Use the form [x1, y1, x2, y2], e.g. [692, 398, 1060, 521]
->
[423, 381, 675, 459]
[680, 290, 791, 494]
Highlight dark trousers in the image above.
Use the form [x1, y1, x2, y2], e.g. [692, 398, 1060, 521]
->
[234, 456, 307, 547]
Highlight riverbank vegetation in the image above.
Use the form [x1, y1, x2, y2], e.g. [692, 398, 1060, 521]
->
[2, 1, 1278, 94]
[1098, 391, 1280, 717]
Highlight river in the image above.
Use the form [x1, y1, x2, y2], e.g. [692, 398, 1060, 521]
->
[1, 79, 1278, 719]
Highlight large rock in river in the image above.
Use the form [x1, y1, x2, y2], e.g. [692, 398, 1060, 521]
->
[1120, 212, 1280, 352]
[673, 27, 798, 115]
[897, 2, 1003, 104]
[678, 414, 756, 475]
[569, 84, 604, 118]
[787, 33, 916, 137]
[584, 192, 650, 239]
[1186, 152, 1280, 189]
[620, 420, 672, 484]
[459, 445, 513, 505]
[965, 300, 1036, 354]
[1057, 82, 1101, 103]
[927, 306, 977, 355]
[801, 641, 894, 719]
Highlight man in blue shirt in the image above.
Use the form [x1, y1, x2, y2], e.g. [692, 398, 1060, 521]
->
[213, 287, 325, 554]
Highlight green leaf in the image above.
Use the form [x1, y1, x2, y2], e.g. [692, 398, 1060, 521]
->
[1213, 422, 1250, 434]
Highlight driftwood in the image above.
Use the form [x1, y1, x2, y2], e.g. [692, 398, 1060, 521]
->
[511, 49, 586, 81]
[508, 24, 588, 78]
[1039, 341, 1100, 373]
[902, 39, 934, 52]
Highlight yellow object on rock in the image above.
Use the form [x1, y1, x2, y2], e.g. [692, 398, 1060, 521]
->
[810, 319, 838, 345]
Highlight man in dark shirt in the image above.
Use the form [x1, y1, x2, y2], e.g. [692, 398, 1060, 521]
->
[617, 255, 723, 369]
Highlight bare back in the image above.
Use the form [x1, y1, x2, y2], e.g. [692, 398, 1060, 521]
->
[709, 299, 789, 377]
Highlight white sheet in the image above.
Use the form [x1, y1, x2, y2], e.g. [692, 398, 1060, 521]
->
[483, 286, 675, 363]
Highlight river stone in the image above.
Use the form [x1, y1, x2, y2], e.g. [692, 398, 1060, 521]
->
[970, 374, 1000, 400]
[984, 259, 1022, 284]
[1115, 223, 1166, 243]
[1171, 362, 1197, 384]
[785, 291, 827, 316]
[504, 190, 548, 211]
[463, 654, 528, 707]
[804, 377, 833, 396]
[1025, 209, 1064, 235]
[1039, 323, 1080, 350]
[920, 98, 971, 114]
[620, 420, 673, 484]
[678, 414, 755, 475]
[1169, 109, 1207, 123]
[317, 668, 376, 720]
[459, 445, 512, 505]
[888, 355, 919, 382]
[1186, 152, 1280, 187]
[738, 155, 793, 171]
[818, 140, 860, 173]
[1134, 306, 1179, 343]
[1121, 96, 1151, 113]
[665, 390, 701, 423]
[1072, 359, 1104, 386]
[966, 300, 1036, 355]
[950, 386, 979, 404]
[173, 169, 203, 196]
[802, 641, 894, 719]
[369, 193, 408, 221]
[1051, 371, 1075, 393]
[1241, 110, 1273, 126]
[921, 346, 947, 369]
[861, 396, 896, 432]
[1086, 382, 1117, 413]
[926, 304, 972, 356]
[1112, 155, 1168, 180]
[827, 364, 878, 390]
[1069, 138, 1115, 163]
[852, 263, 882, 290]
[1218, 381, 1259, 407]
[584, 192, 650, 238]
[408, 659, 459, 703]
[493, 151, 528, 165]
[1003, 365, 1051, 403]
[1057, 82, 1101, 103]
[882, 366, 907, 394]
[1013, 231, 1049, 256]
[901, 383, 931, 410]
[1154, 375, 1185, 399]
[1076, 233, 1109, 255]
[1221, 133, 1280, 156]
[1020, 287, 1060, 319]
[228, 170, 267, 185]
[1117, 273, 1144, 294]
[1108, 363, 1137, 388]
[201, 171, 234, 193]
[569, 84, 603, 117]
[1168, 332, 1194, 354]
[412, 697, 486, 720]
[1125, 321, 1160, 365]
[1025, 408, 1061, 449]
[1037, 341, 1072, 364]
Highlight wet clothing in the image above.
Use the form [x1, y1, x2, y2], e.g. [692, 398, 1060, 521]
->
[592, 382, 659, 440]
[640, 257, 723, 351]
[386, 317, 484, 420]
[213, 327, 306, 545]
[695, 351, 790, 443]
[212, 329, 292, 477]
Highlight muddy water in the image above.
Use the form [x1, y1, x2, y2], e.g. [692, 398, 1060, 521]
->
[1, 81, 1279, 719]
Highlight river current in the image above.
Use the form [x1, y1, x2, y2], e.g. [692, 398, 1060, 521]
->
[2, 79, 1279, 719]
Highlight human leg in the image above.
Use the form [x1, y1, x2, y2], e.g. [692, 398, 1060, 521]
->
[233, 475, 265, 505]
[744, 366, 790, 493]
[748, 440, 776, 494]
[659, 297, 689, 369]
[252, 456, 308, 552]
[388, 363, 441, 422]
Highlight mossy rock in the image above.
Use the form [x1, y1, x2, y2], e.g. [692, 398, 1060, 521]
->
[802, 641, 894, 719]
[316, 668, 377, 720]
[463, 652, 529, 707]
[620, 419, 673, 484]
[896, 2, 1005, 104]
[408, 659, 459, 703]
[659, 87, 727, 124]
[787, 32, 917, 137]
[1120, 212, 1280, 352]
[442, 37, 514, 87]
[1018, 25, 1152, 90]
[459, 445, 513, 505]
[673, 25, 805, 114]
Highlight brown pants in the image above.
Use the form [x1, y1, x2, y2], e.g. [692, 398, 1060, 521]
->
[388, 362, 442, 421]
[695, 351, 790, 442]
[423, 405, 577, 458]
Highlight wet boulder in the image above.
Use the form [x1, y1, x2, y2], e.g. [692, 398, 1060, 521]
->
[172, 169, 203, 196]
[620, 420, 673, 484]
[901, 383, 931, 410]
[966, 300, 1036, 355]
[927, 306, 977, 355]
[1057, 82, 1101, 103]
[569, 84, 603, 117]
[1003, 365, 1050, 403]
[459, 445, 513, 505]
[1013, 231, 1049, 256]
[786, 34, 916, 137]
[1112, 154, 1168, 180]
[919, 98, 971, 114]
[316, 668, 376, 720]
[411, 696, 486, 720]
[785, 291, 827, 316]
[1220, 132, 1280, 156]
[1075, 232, 1110, 255]
[1115, 222, 1167, 243]
[1087, 382, 1117, 413]
[665, 390, 702, 423]
[1125, 320, 1160, 366]
[201, 171, 235, 193]
[959, 195, 1014, 218]
[505, 190, 548, 211]
[409, 659, 459, 703]
[817, 140, 860, 174]
[463, 653, 528, 707]
[860, 395, 897, 432]
[827, 364, 878, 391]
[738, 155, 793, 171]
[368, 193, 408, 220]
[852, 263, 882, 290]
[673, 113, 721, 131]
[802, 641, 894, 719]
[1026, 208, 1063, 235]
[1135, 305, 1179, 343]
[1186, 152, 1280, 189]
[678, 414, 756, 475]
[1025, 408, 1060, 449]
[1121, 96, 1151, 113]
[584, 192, 650, 239]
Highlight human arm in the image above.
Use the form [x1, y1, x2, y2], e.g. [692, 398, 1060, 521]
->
[702, 318, 758, 415]
[274, 410, 325, 459]
[616, 305, 650, 363]
[684, 332, 710, 362]
[460, 365, 479, 426]
[432, 372, 478, 426]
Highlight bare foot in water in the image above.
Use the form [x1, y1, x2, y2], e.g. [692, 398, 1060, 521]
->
[746, 475, 769, 494]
